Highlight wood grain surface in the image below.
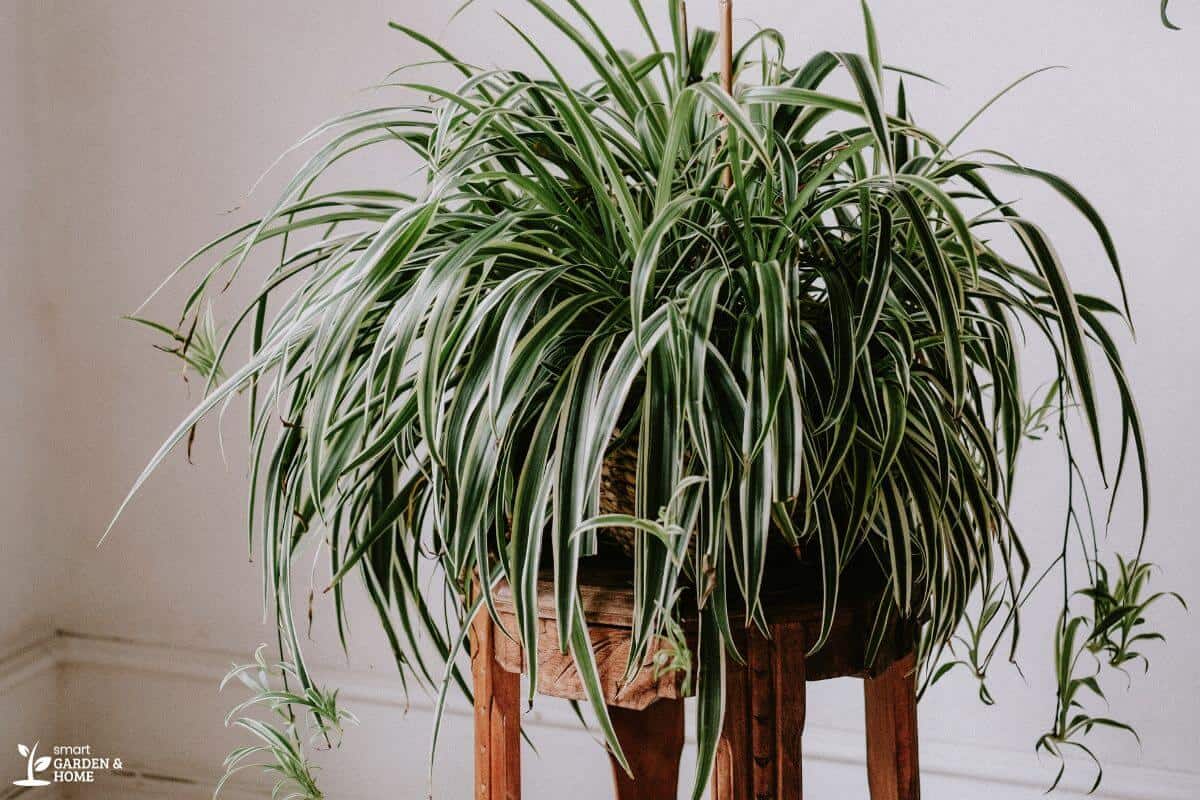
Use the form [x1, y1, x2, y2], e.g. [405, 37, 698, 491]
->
[608, 699, 686, 799]
[471, 604, 521, 800]
[864, 653, 920, 800]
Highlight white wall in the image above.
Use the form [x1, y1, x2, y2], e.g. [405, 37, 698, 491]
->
[0, 0, 38, 649]
[0, 0, 59, 758]
[3, 0, 1199, 798]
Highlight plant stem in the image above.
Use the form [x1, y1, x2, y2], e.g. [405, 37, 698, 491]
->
[719, 0, 733, 187]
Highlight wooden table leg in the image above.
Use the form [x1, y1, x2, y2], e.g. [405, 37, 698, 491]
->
[607, 698, 685, 799]
[713, 622, 807, 800]
[471, 607, 522, 800]
[864, 653, 920, 800]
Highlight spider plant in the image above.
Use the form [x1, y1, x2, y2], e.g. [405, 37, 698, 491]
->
[217, 645, 357, 800]
[110, 0, 1174, 794]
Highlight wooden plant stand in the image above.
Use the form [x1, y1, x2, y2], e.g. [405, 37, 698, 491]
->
[471, 563, 919, 799]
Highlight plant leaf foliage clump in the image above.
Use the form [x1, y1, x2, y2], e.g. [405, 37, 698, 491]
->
[114, 1, 1173, 794]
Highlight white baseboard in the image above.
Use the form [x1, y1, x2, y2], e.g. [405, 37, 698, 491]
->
[67, 767, 267, 800]
[2, 630, 1197, 800]
[0, 634, 58, 698]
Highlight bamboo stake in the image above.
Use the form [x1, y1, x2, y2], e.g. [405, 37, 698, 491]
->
[681, 2, 689, 67]
[719, 0, 733, 187]
[719, 0, 733, 96]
